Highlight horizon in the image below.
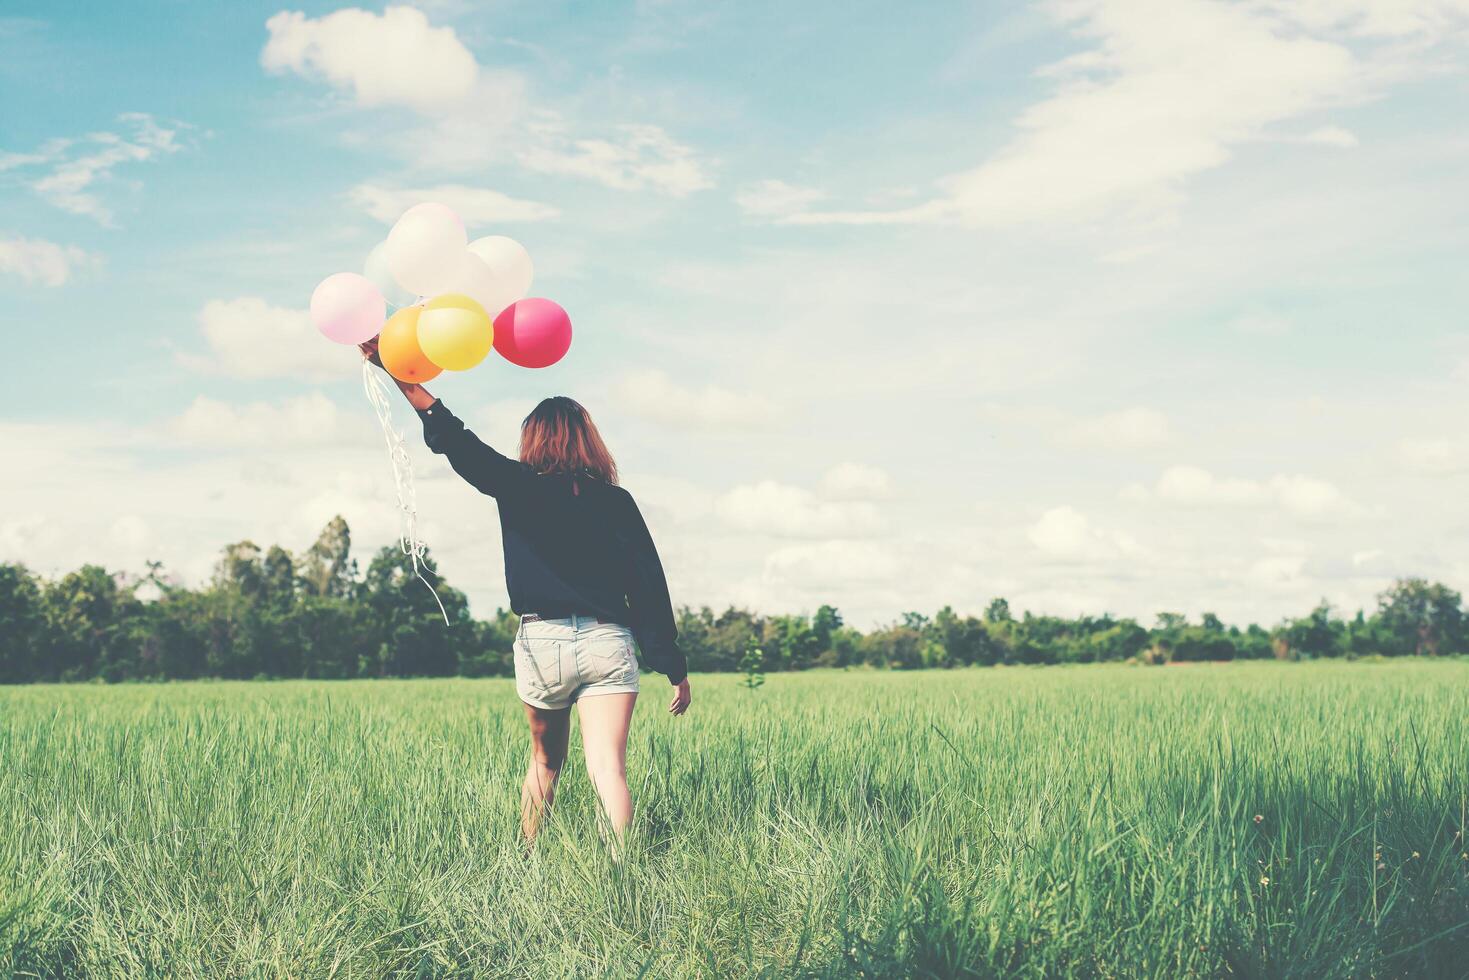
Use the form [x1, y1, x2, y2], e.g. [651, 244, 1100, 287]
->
[4, 1, 1469, 632]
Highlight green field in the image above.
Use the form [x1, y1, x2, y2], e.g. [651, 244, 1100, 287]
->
[3, 661, 1468, 977]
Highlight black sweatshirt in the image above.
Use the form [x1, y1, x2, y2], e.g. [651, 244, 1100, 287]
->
[417, 399, 687, 685]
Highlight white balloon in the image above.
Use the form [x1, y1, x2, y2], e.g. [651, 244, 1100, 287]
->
[467, 236, 534, 306]
[443, 252, 521, 319]
[363, 241, 417, 309]
[384, 203, 467, 297]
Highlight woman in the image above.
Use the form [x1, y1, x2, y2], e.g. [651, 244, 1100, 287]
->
[360, 340, 691, 847]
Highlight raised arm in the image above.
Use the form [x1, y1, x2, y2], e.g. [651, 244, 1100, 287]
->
[360, 340, 531, 499]
[618, 494, 691, 712]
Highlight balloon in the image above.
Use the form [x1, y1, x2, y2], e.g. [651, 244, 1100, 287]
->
[310, 272, 385, 344]
[441, 252, 519, 320]
[384, 203, 467, 297]
[418, 293, 493, 371]
[493, 298, 572, 369]
[378, 306, 442, 383]
[467, 235, 534, 308]
[363, 241, 417, 309]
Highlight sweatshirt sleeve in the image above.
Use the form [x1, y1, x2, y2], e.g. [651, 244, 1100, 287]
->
[417, 399, 533, 499]
[619, 495, 687, 685]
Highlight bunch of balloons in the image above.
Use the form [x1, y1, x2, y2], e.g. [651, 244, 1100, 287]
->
[309, 202, 572, 381]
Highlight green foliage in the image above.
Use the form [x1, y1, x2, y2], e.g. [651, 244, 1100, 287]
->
[0, 517, 1466, 684]
[739, 635, 765, 690]
[1, 663, 1466, 975]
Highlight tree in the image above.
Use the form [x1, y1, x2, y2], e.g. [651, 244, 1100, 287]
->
[0, 563, 47, 683]
[42, 565, 143, 681]
[812, 604, 843, 657]
[301, 516, 356, 599]
[361, 545, 470, 677]
[985, 598, 1013, 624]
[1376, 579, 1464, 656]
[1278, 601, 1344, 660]
[262, 545, 297, 607]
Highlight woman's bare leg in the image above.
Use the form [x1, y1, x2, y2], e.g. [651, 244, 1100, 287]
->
[521, 702, 571, 843]
[575, 692, 638, 845]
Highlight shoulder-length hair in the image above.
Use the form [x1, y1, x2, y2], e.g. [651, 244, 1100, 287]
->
[519, 396, 619, 486]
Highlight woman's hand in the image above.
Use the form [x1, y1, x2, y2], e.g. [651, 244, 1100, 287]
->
[358, 339, 435, 411]
[358, 338, 384, 368]
[669, 678, 691, 716]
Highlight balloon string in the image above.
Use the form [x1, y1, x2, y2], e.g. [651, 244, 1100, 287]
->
[362, 357, 450, 626]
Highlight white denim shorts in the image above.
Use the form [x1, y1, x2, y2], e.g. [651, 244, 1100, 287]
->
[514, 614, 640, 709]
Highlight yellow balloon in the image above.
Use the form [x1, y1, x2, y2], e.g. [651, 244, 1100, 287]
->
[418, 293, 493, 371]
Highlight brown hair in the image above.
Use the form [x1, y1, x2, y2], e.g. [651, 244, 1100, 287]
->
[519, 396, 619, 487]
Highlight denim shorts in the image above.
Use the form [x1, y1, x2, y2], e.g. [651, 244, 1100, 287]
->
[514, 614, 640, 709]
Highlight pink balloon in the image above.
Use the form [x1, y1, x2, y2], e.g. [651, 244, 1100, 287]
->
[311, 272, 386, 345]
[493, 298, 572, 368]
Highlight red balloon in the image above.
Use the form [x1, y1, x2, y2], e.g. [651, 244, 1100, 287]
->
[493, 298, 572, 369]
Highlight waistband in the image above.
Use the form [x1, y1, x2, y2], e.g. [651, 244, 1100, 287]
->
[520, 613, 605, 625]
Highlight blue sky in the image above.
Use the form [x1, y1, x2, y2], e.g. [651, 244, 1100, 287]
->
[3, 0, 1469, 628]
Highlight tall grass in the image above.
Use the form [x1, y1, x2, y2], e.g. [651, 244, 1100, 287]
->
[2, 660, 1467, 977]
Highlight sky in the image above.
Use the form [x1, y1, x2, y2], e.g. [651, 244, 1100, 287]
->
[2, 0, 1468, 630]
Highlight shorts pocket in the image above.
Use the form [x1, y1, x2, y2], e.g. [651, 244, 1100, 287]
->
[518, 638, 562, 693]
[591, 634, 638, 684]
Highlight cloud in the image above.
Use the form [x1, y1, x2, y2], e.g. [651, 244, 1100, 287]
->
[1070, 407, 1171, 449]
[612, 369, 778, 429]
[762, 540, 897, 587]
[1302, 125, 1360, 147]
[177, 297, 355, 382]
[262, 6, 479, 111]
[763, 0, 1453, 227]
[517, 120, 714, 197]
[1131, 465, 1364, 520]
[1399, 437, 1469, 475]
[736, 180, 827, 219]
[171, 392, 356, 448]
[1028, 505, 1142, 560]
[0, 234, 95, 286]
[109, 515, 150, 550]
[349, 182, 560, 224]
[2, 113, 186, 225]
[715, 481, 884, 538]
[820, 463, 894, 501]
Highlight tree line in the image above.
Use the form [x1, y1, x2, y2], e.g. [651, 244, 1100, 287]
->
[1, 517, 1464, 684]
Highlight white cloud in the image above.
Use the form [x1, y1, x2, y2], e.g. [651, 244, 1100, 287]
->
[1246, 553, 1309, 590]
[613, 369, 777, 429]
[820, 463, 894, 500]
[2, 113, 185, 225]
[1137, 465, 1364, 519]
[1071, 407, 1171, 449]
[766, 0, 1463, 227]
[715, 481, 884, 538]
[171, 392, 354, 448]
[1399, 437, 1469, 475]
[262, 6, 479, 111]
[517, 120, 714, 197]
[762, 540, 897, 587]
[349, 182, 560, 225]
[109, 515, 150, 551]
[1028, 505, 1142, 560]
[0, 234, 94, 286]
[1302, 125, 1360, 147]
[736, 180, 827, 219]
[178, 297, 355, 382]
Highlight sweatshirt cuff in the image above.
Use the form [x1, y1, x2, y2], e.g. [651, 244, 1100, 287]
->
[417, 398, 457, 435]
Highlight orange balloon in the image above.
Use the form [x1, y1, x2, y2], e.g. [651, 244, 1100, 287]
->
[379, 306, 442, 383]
